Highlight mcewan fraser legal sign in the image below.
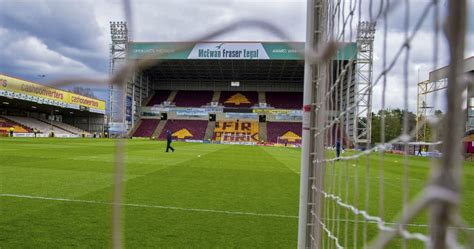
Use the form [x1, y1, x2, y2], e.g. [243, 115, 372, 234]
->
[127, 42, 357, 61]
[128, 42, 303, 60]
[189, 43, 268, 59]
[0, 74, 106, 114]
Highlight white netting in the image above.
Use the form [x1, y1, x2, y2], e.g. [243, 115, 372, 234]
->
[298, 0, 472, 248]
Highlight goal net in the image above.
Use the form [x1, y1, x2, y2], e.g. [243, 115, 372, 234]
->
[298, 0, 471, 248]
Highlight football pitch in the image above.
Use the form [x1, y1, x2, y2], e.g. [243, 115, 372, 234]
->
[0, 138, 473, 248]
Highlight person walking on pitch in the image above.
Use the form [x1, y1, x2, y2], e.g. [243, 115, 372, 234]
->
[417, 145, 423, 156]
[166, 130, 175, 152]
[335, 139, 344, 159]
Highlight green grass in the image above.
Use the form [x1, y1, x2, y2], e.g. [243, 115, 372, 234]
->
[0, 138, 472, 248]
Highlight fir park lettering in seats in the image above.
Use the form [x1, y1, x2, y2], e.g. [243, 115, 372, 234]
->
[214, 121, 259, 142]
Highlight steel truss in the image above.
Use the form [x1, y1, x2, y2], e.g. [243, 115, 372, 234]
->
[109, 21, 150, 132]
[350, 21, 375, 148]
[109, 21, 128, 126]
[416, 79, 448, 141]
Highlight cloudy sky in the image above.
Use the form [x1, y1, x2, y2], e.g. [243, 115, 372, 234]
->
[0, 0, 473, 111]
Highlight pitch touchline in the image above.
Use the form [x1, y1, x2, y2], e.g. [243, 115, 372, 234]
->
[2, 193, 473, 231]
[0, 194, 297, 219]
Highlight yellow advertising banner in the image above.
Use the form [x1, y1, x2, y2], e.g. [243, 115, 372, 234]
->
[0, 74, 105, 113]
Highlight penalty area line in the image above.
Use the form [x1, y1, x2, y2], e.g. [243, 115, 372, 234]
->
[0, 193, 297, 219]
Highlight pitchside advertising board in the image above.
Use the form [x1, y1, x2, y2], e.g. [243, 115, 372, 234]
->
[128, 42, 357, 60]
[0, 74, 106, 114]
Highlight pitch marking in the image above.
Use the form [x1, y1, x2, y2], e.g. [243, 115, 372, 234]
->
[2, 193, 473, 231]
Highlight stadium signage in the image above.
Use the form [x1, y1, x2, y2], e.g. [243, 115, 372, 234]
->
[197, 48, 259, 59]
[253, 109, 303, 115]
[128, 42, 358, 60]
[0, 74, 106, 114]
[176, 109, 208, 117]
[72, 96, 99, 108]
[224, 113, 258, 120]
[21, 84, 64, 100]
[190, 43, 268, 60]
[253, 109, 303, 121]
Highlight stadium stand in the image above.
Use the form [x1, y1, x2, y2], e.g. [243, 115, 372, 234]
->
[464, 130, 474, 154]
[266, 122, 302, 143]
[132, 119, 160, 137]
[213, 121, 259, 142]
[219, 91, 258, 108]
[0, 117, 31, 134]
[38, 118, 88, 135]
[158, 120, 208, 140]
[173, 90, 213, 107]
[4, 116, 72, 134]
[146, 90, 171, 106]
[265, 92, 303, 109]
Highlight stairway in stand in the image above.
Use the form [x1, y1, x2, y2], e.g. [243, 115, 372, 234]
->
[167, 91, 178, 102]
[258, 91, 266, 104]
[258, 122, 267, 142]
[204, 121, 216, 141]
[152, 120, 167, 138]
[211, 91, 221, 103]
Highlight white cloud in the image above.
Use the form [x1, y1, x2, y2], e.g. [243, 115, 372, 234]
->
[0, 27, 101, 78]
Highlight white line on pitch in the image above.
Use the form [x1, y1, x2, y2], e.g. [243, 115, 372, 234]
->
[0, 194, 297, 219]
[2, 193, 473, 231]
[322, 218, 474, 231]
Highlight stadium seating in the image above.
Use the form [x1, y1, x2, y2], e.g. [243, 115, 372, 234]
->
[266, 122, 302, 143]
[132, 119, 160, 137]
[213, 121, 259, 142]
[158, 120, 208, 140]
[146, 90, 171, 106]
[38, 118, 88, 135]
[265, 92, 303, 109]
[4, 116, 72, 134]
[173, 90, 213, 107]
[219, 91, 258, 108]
[0, 117, 31, 133]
